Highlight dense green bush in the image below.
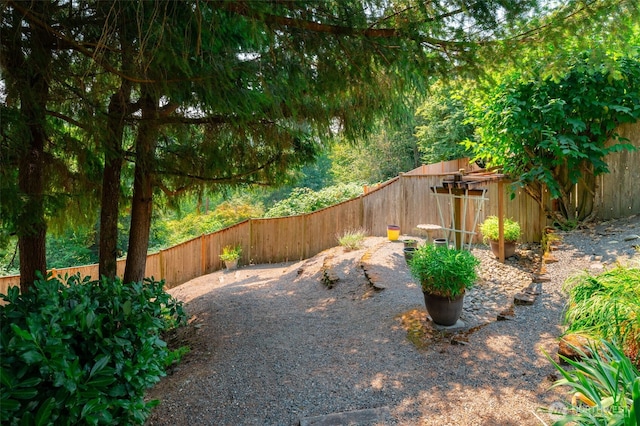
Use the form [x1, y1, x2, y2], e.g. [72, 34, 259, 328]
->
[263, 183, 363, 218]
[563, 266, 640, 365]
[0, 274, 187, 425]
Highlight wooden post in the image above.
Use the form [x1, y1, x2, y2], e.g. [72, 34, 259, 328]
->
[454, 188, 463, 249]
[200, 234, 206, 275]
[498, 180, 505, 263]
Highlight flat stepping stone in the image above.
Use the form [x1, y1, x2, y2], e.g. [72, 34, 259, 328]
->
[299, 406, 392, 426]
[514, 292, 536, 305]
[432, 319, 466, 332]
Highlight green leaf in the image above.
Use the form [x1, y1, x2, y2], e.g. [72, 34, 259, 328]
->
[630, 378, 639, 426]
[10, 324, 34, 341]
[1, 398, 20, 412]
[20, 350, 43, 364]
[34, 397, 55, 426]
[80, 398, 102, 420]
[122, 300, 132, 316]
[86, 375, 116, 388]
[0, 369, 15, 388]
[11, 388, 39, 399]
[18, 377, 42, 388]
[89, 355, 110, 379]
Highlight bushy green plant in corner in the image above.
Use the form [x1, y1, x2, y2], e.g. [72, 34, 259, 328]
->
[545, 339, 640, 426]
[0, 273, 187, 425]
[480, 216, 521, 243]
[562, 266, 640, 365]
[408, 244, 479, 298]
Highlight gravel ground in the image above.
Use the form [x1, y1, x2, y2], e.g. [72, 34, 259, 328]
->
[145, 215, 640, 426]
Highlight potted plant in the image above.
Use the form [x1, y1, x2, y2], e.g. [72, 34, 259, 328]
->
[219, 245, 242, 270]
[408, 244, 479, 326]
[480, 216, 521, 258]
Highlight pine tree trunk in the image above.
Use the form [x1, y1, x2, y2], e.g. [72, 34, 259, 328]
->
[16, 8, 53, 292]
[98, 82, 131, 279]
[98, 12, 133, 280]
[123, 93, 158, 284]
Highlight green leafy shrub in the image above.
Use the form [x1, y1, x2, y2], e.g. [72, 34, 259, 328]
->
[480, 216, 521, 243]
[219, 245, 242, 262]
[264, 183, 363, 218]
[562, 266, 640, 365]
[0, 274, 187, 425]
[408, 245, 479, 298]
[546, 339, 639, 425]
[337, 229, 367, 251]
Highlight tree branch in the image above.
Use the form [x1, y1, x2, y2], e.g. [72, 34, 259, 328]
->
[216, 1, 477, 50]
[45, 110, 89, 130]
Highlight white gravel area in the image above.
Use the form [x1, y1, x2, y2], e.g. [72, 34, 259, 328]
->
[145, 215, 640, 426]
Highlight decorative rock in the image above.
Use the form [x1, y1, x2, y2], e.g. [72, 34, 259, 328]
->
[532, 274, 551, 283]
[299, 406, 392, 426]
[497, 305, 515, 321]
[623, 234, 640, 241]
[514, 292, 536, 305]
[558, 334, 596, 360]
[589, 263, 604, 271]
[450, 336, 469, 345]
[523, 282, 541, 296]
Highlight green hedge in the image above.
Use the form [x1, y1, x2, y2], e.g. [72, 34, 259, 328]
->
[0, 274, 187, 425]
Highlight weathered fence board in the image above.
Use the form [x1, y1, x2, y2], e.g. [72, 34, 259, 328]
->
[305, 197, 363, 258]
[594, 122, 640, 220]
[250, 217, 306, 264]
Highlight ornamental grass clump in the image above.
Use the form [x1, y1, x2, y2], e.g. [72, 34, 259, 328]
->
[408, 244, 479, 298]
[337, 228, 367, 251]
[562, 266, 640, 366]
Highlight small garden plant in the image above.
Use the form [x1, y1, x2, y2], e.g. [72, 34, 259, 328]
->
[408, 244, 479, 298]
[219, 245, 242, 262]
[337, 229, 367, 251]
[480, 216, 521, 243]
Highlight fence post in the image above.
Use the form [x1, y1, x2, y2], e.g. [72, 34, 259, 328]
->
[200, 234, 206, 276]
[159, 249, 165, 282]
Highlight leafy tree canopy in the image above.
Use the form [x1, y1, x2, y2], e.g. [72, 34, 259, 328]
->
[415, 82, 475, 164]
[468, 54, 640, 222]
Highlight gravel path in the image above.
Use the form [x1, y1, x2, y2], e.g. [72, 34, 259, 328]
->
[146, 215, 640, 426]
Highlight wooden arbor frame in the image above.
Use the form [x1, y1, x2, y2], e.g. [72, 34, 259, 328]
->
[431, 170, 509, 262]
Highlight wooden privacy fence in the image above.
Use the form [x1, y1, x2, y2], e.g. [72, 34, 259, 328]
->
[0, 158, 547, 294]
[3, 119, 639, 295]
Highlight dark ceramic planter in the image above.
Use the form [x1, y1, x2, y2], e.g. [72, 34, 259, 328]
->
[403, 239, 418, 249]
[433, 238, 448, 248]
[489, 240, 516, 258]
[403, 247, 417, 262]
[423, 292, 465, 326]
